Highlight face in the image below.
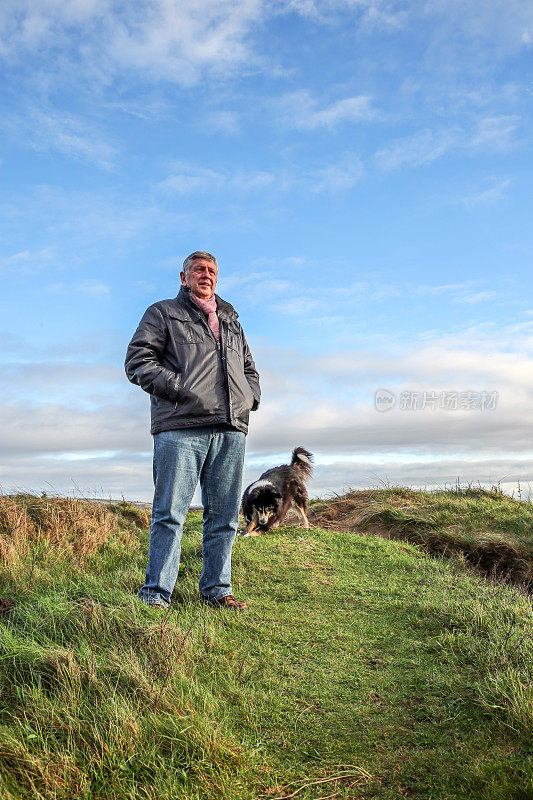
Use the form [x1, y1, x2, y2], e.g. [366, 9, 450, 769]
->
[242, 505, 276, 536]
[256, 506, 276, 527]
[245, 505, 276, 529]
[180, 258, 218, 299]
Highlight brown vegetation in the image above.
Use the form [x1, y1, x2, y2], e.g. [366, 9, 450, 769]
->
[0, 494, 140, 567]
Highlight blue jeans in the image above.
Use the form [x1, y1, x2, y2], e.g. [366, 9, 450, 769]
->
[138, 426, 246, 606]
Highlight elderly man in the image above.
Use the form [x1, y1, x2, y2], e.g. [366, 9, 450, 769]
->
[125, 251, 260, 610]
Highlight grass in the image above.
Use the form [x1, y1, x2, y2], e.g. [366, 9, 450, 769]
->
[0, 491, 532, 799]
[309, 485, 533, 587]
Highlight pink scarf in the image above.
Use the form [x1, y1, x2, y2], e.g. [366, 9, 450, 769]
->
[190, 292, 219, 342]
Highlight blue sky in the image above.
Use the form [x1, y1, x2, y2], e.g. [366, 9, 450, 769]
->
[1, 0, 532, 502]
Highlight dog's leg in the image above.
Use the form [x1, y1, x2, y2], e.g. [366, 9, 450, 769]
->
[274, 491, 293, 527]
[295, 504, 310, 529]
[241, 512, 260, 537]
[242, 525, 261, 537]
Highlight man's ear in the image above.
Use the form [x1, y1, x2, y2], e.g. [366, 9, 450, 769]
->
[180, 271, 187, 285]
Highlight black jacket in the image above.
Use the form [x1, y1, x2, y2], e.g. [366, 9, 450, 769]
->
[125, 286, 260, 435]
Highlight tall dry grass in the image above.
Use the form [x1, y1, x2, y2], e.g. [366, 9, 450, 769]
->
[0, 494, 139, 568]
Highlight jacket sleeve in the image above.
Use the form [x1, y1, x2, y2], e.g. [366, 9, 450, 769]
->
[242, 332, 261, 411]
[124, 304, 181, 403]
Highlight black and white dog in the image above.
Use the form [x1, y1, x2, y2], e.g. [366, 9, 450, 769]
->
[240, 447, 313, 536]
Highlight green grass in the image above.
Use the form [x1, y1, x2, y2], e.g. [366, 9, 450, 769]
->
[310, 486, 533, 586]
[0, 493, 532, 799]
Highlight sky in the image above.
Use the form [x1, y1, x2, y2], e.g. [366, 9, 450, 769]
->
[1, 0, 532, 503]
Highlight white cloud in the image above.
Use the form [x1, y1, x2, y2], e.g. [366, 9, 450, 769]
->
[454, 291, 499, 304]
[468, 115, 520, 151]
[200, 109, 240, 134]
[272, 298, 323, 315]
[2, 108, 117, 169]
[76, 280, 111, 299]
[219, 270, 293, 301]
[276, 90, 376, 129]
[158, 163, 226, 194]
[375, 115, 518, 171]
[1, 317, 532, 500]
[3, 448, 532, 502]
[0, 0, 263, 85]
[0, 246, 58, 274]
[375, 128, 461, 171]
[157, 155, 361, 196]
[422, 0, 533, 54]
[278, 0, 407, 31]
[4, 185, 192, 247]
[157, 162, 276, 194]
[0, 0, 531, 98]
[224, 275, 504, 317]
[459, 177, 512, 207]
[305, 154, 364, 192]
[284, 0, 533, 52]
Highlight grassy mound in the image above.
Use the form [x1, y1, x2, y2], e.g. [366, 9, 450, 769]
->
[310, 486, 533, 587]
[0, 493, 531, 799]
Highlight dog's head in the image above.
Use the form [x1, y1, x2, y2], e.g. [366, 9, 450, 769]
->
[242, 487, 282, 534]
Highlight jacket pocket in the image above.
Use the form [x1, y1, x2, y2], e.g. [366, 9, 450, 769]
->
[167, 311, 203, 344]
[226, 323, 244, 358]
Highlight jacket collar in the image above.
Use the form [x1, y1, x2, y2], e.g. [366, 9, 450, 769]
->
[175, 285, 238, 321]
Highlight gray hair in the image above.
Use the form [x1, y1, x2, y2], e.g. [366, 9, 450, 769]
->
[182, 251, 218, 277]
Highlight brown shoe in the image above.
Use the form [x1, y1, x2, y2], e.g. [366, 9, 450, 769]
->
[202, 594, 249, 611]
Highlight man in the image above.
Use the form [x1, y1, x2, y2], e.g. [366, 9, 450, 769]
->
[125, 251, 260, 610]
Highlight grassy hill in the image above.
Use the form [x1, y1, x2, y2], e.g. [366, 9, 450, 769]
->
[309, 485, 533, 587]
[0, 490, 531, 800]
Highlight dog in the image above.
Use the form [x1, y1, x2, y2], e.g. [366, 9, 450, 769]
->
[240, 447, 313, 536]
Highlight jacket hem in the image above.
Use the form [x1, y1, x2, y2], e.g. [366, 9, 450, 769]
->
[150, 417, 248, 435]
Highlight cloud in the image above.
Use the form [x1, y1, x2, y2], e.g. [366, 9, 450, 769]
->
[0, 399, 148, 457]
[43, 278, 112, 301]
[422, 0, 533, 55]
[76, 280, 111, 299]
[276, 90, 376, 129]
[279, 0, 407, 31]
[157, 155, 362, 196]
[1, 0, 531, 101]
[459, 177, 512, 207]
[219, 271, 293, 301]
[2, 108, 117, 169]
[0, 0, 263, 86]
[272, 297, 323, 315]
[468, 115, 520, 151]
[305, 154, 364, 191]
[157, 162, 276, 195]
[4, 449, 531, 502]
[453, 291, 499, 304]
[1, 317, 532, 500]
[199, 109, 240, 134]
[375, 128, 462, 171]
[0, 246, 58, 274]
[224, 275, 504, 317]
[3, 185, 193, 251]
[375, 115, 518, 171]
[284, 0, 533, 53]
[158, 163, 226, 194]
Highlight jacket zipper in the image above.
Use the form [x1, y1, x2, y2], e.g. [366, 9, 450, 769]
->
[218, 320, 232, 424]
[190, 307, 233, 424]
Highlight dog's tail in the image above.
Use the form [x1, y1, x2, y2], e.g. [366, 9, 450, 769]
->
[291, 447, 313, 482]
